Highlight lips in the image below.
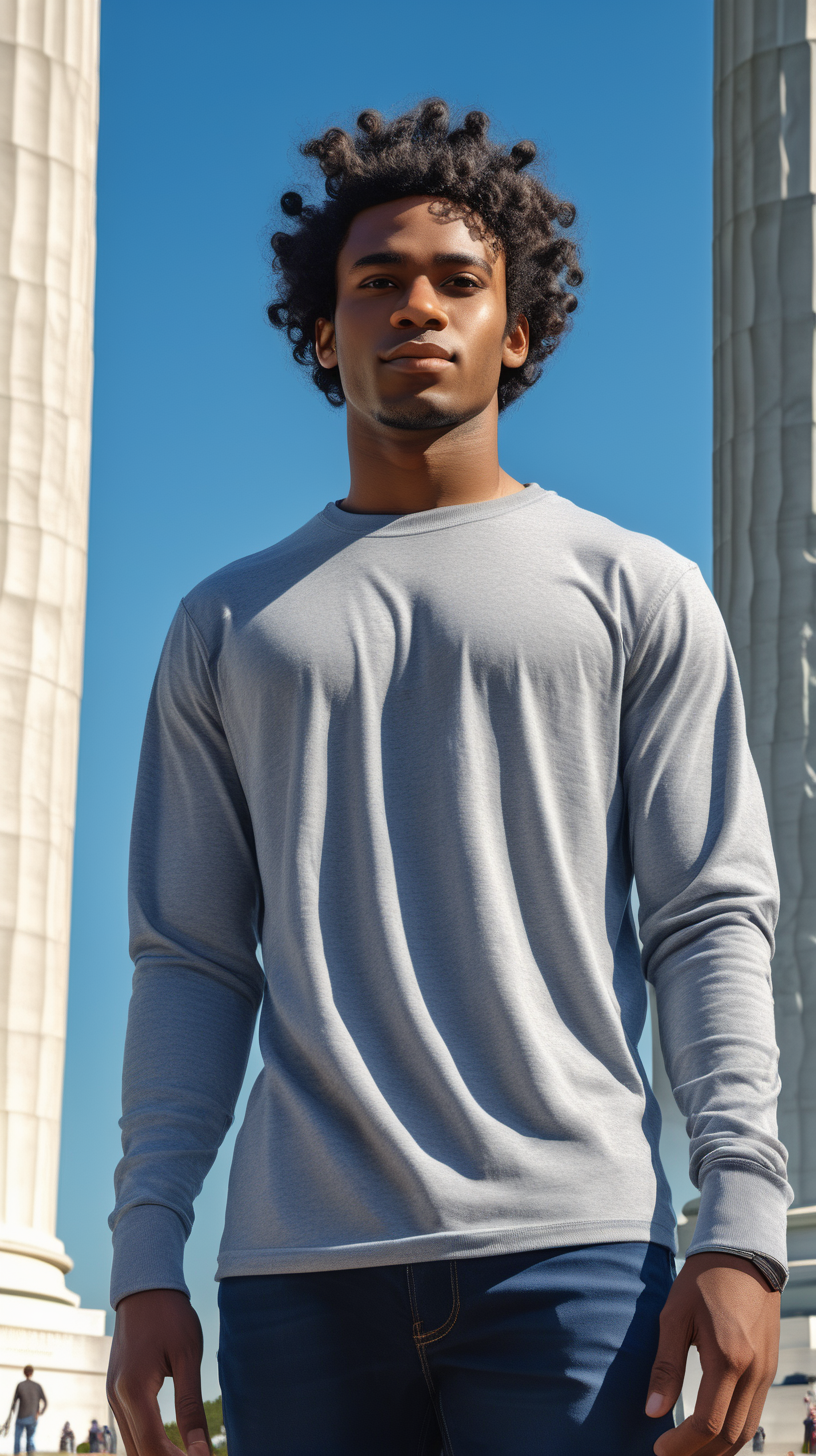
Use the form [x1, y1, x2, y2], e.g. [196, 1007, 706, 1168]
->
[381, 342, 454, 373]
[383, 342, 453, 361]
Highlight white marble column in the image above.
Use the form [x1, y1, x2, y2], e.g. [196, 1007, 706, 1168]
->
[0, 0, 98, 1294]
[713, 0, 816, 1215]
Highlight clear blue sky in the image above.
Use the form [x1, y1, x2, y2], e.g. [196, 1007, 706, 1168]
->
[57, 0, 713, 1408]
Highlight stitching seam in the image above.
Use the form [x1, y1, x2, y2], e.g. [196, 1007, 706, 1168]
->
[414, 1262, 460, 1345]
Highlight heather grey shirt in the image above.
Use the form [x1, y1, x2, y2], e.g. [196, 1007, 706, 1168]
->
[109, 486, 791, 1305]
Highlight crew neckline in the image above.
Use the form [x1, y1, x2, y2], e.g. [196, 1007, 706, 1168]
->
[320, 483, 550, 537]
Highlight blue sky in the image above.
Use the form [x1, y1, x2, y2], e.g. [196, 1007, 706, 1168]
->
[58, 0, 712, 1407]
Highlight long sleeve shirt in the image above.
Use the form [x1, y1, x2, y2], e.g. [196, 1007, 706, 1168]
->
[109, 484, 791, 1305]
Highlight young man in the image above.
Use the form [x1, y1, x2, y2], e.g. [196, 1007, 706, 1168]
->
[4, 1366, 47, 1455]
[107, 101, 790, 1456]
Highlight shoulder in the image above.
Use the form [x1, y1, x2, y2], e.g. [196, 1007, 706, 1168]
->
[543, 492, 694, 583]
[541, 493, 702, 654]
[179, 511, 341, 654]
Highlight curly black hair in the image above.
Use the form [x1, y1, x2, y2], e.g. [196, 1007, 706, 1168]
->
[268, 99, 583, 412]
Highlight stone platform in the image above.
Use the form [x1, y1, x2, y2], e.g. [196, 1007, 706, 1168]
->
[0, 1291, 110, 1454]
[0, 1240, 111, 1454]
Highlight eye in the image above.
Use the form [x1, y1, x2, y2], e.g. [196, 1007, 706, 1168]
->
[360, 277, 397, 290]
[445, 274, 481, 289]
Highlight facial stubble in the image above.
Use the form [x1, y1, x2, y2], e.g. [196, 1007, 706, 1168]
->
[372, 399, 486, 432]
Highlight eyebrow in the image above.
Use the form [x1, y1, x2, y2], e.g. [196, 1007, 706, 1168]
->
[349, 250, 494, 278]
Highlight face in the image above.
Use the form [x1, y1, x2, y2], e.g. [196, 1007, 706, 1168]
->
[315, 196, 529, 431]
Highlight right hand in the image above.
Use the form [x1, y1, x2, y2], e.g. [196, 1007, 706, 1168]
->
[107, 1289, 211, 1456]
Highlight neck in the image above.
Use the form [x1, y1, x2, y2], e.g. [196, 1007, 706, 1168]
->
[339, 397, 524, 514]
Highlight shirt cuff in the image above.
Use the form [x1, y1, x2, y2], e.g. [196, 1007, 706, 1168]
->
[686, 1161, 791, 1276]
[684, 1245, 787, 1291]
[110, 1203, 190, 1309]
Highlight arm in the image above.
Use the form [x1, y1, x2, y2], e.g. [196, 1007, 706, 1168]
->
[107, 604, 264, 1456]
[619, 567, 790, 1454]
[3, 1389, 18, 1433]
[38, 1389, 47, 1415]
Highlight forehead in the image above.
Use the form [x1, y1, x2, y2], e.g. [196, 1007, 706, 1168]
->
[338, 196, 498, 268]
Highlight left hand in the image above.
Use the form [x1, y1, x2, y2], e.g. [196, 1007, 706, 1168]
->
[645, 1251, 780, 1455]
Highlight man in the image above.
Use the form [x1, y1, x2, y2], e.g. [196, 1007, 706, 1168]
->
[107, 100, 791, 1455]
[3, 1366, 46, 1454]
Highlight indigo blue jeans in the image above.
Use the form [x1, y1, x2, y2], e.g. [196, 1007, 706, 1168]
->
[13, 1418, 36, 1454]
[218, 1240, 675, 1455]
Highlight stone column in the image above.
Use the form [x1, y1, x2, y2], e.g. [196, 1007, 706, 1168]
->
[0, 0, 97, 1277]
[713, 0, 816, 1215]
[0, 3, 110, 1446]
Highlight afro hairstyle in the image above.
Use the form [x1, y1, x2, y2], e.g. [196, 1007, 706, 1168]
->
[268, 99, 583, 412]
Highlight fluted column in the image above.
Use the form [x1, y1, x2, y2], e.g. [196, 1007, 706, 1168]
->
[0, 0, 98, 1282]
[714, 0, 816, 1207]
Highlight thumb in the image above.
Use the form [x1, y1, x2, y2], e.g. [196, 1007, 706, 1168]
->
[646, 1318, 689, 1419]
[182, 1431, 210, 1456]
[174, 1362, 210, 1456]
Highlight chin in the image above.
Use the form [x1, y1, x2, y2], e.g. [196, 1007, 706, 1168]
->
[372, 398, 478, 432]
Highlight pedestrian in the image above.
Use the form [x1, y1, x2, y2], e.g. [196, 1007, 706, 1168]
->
[88, 1419, 103, 1453]
[752, 1425, 765, 1451]
[106, 98, 790, 1456]
[1, 1366, 46, 1453]
[59, 1422, 75, 1452]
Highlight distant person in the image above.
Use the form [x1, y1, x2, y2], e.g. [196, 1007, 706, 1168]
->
[1, 1366, 46, 1453]
[806, 1400, 816, 1453]
[88, 1419, 103, 1453]
[106, 98, 790, 1456]
[101, 1423, 113, 1452]
[752, 1426, 765, 1451]
[59, 1422, 75, 1452]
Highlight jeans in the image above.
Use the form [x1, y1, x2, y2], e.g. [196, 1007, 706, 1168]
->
[14, 1418, 36, 1454]
[218, 1239, 675, 1455]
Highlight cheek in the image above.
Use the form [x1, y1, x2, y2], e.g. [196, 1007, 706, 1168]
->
[333, 306, 372, 376]
[465, 302, 510, 373]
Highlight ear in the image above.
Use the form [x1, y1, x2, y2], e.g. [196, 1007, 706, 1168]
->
[502, 314, 530, 371]
[315, 317, 338, 370]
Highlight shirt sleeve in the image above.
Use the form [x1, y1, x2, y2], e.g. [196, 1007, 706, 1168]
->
[621, 565, 792, 1271]
[108, 602, 264, 1307]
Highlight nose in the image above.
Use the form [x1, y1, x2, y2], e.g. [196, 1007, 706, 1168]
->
[390, 276, 448, 331]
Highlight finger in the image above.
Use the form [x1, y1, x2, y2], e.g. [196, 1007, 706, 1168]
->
[117, 1383, 184, 1456]
[715, 1373, 774, 1456]
[712, 1366, 767, 1455]
[107, 1401, 139, 1456]
[172, 1359, 210, 1456]
[646, 1317, 691, 1420]
[182, 1430, 210, 1456]
[676, 1367, 759, 1456]
[653, 1358, 746, 1456]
